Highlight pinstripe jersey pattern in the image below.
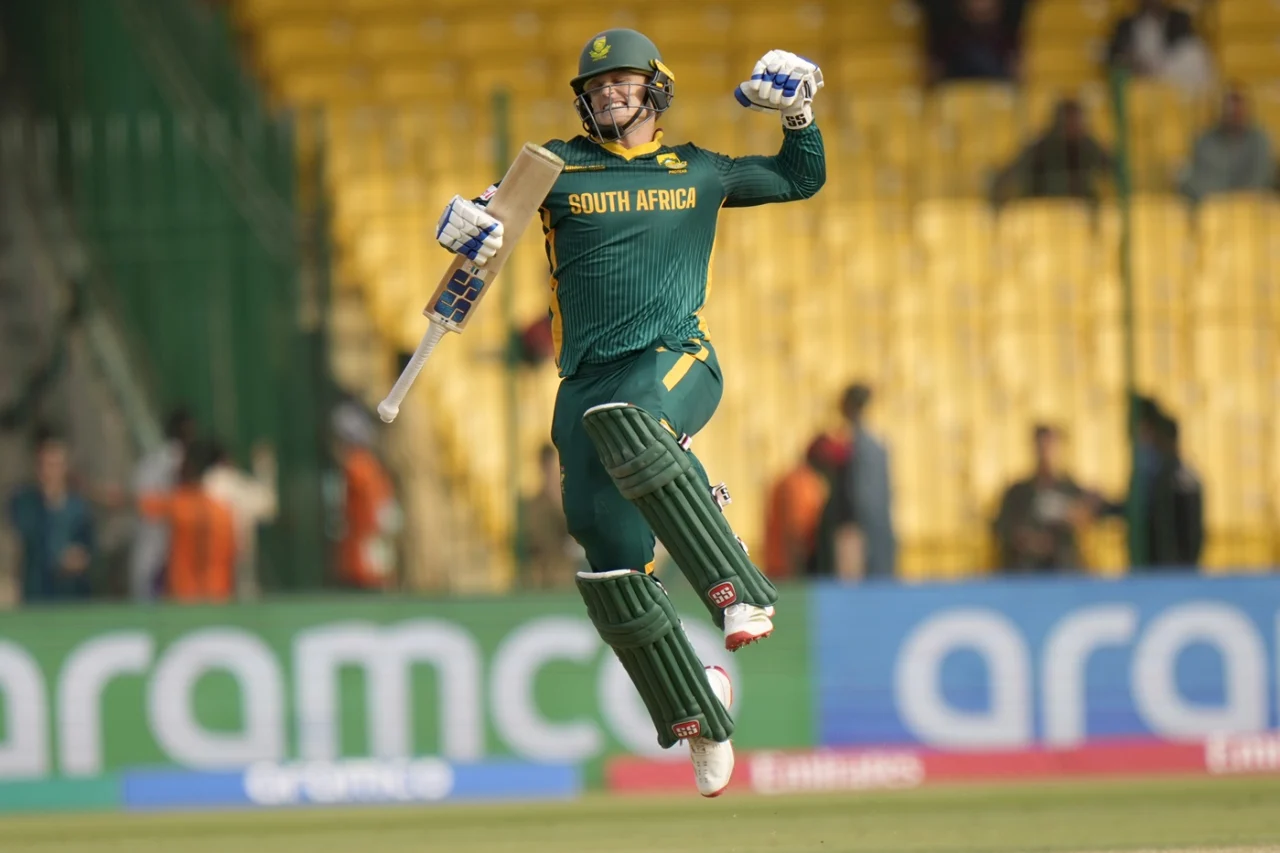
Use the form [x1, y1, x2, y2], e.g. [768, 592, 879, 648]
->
[529, 124, 826, 377]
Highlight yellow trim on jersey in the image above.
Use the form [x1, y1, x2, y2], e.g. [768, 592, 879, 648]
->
[661, 345, 710, 391]
[644, 560, 656, 574]
[694, 198, 728, 339]
[541, 207, 564, 365]
[600, 130, 665, 161]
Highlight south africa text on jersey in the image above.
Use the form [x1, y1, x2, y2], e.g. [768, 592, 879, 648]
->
[568, 187, 698, 215]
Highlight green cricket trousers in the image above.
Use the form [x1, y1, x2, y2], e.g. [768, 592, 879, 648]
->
[551, 335, 723, 575]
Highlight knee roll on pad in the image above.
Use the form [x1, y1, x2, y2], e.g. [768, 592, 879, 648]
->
[582, 403, 778, 626]
[576, 569, 733, 749]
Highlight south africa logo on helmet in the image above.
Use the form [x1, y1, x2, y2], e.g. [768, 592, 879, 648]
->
[570, 28, 676, 129]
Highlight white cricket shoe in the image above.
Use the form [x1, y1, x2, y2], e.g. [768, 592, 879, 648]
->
[723, 603, 775, 651]
[689, 665, 735, 798]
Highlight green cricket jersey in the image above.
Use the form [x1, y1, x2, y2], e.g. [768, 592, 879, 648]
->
[490, 124, 825, 377]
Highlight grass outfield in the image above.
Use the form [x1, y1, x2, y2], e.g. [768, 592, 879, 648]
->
[3, 776, 1279, 853]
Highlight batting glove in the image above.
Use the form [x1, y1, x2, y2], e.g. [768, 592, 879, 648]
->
[436, 194, 504, 266]
[734, 50, 824, 130]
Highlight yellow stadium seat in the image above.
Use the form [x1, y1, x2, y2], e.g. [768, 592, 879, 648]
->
[1026, 0, 1115, 38]
[1124, 81, 1206, 188]
[1251, 81, 1280, 149]
[639, 6, 733, 53]
[1133, 316, 1189, 395]
[996, 199, 1098, 296]
[1192, 324, 1274, 387]
[924, 83, 1020, 194]
[1024, 41, 1106, 87]
[354, 15, 450, 62]
[254, 19, 356, 73]
[345, 0, 436, 15]
[659, 56, 735, 97]
[1129, 193, 1194, 270]
[825, 203, 913, 285]
[235, 0, 346, 26]
[842, 90, 923, 170]
[1098, 195, 1193, 310]
[377, 61, 508, 101]
[997, 198, 1094, 247]
[1222, 38, 1280, 83]
[1218, 0, 1280, 34]
[546, 10, 643, 54]
[452, 12, 550, 55]
[915, 198, 994, 287]
[834, 46, 921, 89]
[729, 5, 828, 57]
[1195, 193, 1280, 312]
[276, 64, 376, 105]
[842, 0, 923, 36]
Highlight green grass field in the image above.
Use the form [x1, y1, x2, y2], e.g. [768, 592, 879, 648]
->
[4, 776, 1279, 853]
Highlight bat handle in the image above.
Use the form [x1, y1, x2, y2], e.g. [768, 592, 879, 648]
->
[378, 319, 449, 424]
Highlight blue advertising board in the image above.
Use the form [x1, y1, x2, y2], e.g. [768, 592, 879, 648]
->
[121, 759, 580, 811]
[812, 574, 1280, 749]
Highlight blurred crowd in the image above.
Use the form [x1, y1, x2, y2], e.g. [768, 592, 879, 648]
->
[6, 401, 401, 606]
[759, 386, 1202, 583]
[922, 0, 1275, 205]
[507, 380, 1205, 590]
[920, 0, 1216, 93]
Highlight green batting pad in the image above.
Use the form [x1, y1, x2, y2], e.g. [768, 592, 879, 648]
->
[576, 569, 733, 749]
[582, 403, 778, 625]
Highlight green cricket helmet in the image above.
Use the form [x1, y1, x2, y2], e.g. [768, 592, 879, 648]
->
[569, 28, 675, 141]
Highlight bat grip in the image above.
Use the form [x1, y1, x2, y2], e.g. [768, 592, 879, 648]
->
[378, 320, 449, 424]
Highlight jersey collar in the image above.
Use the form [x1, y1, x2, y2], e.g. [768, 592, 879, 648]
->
[599, 130, 665, 161]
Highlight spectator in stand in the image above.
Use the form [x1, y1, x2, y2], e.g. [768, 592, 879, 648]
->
[993, 98, 1114, 205]
[994, 425, 1105, 574]
[7, 428, 95, 603]
[203, 440, 277, 599]
[822, 383, 896, 581]
[129, 406, 197, 601]
[331, 403, 401, 591]
[1144, 412, 1204, 569]
[1124, 394, 1167, 567]
[920, 0, 1029, 87]
[763, 432, 850, 580]
[1106, 0, 1215, 95]
[137, 439, 237, 603]
[1180, 86, 1276, 202]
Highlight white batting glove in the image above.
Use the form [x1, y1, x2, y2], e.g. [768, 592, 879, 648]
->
[436, 194, 503, 266]
[734, 50, 824, 130]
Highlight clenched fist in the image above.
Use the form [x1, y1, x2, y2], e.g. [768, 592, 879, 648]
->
[734, 50, 824, 130]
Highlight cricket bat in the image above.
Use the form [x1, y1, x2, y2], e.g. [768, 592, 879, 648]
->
[377, 142, 564, 423]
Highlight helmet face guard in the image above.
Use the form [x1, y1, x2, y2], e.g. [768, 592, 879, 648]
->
[573, 63, 674, 142]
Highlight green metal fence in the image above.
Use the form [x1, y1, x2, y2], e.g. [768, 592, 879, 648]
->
[2, 0, 336, 591]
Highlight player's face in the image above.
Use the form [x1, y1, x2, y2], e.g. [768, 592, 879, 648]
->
[584, 70, 650, 130]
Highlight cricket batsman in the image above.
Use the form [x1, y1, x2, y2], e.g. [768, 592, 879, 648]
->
[434, 29, 825, 797]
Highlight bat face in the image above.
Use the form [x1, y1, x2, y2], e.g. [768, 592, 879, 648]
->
[430, 261, 491, 329]
[378, 143, 562, 423]
[422, 143, 564, 333]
